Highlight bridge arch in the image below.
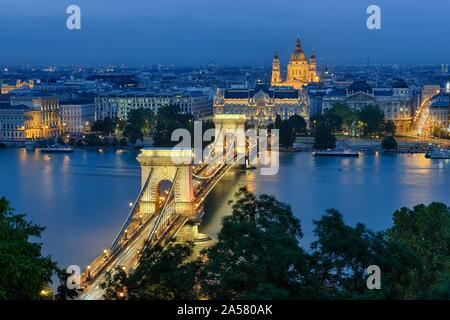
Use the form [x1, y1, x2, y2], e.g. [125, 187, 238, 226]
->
[155, 179, 173, 211]
[137, 148, 195, 218]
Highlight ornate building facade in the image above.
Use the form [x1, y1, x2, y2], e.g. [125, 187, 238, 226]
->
[213, 81, 309, 126]
[271, 38, 320, 89]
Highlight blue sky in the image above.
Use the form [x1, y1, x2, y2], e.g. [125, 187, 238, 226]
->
[0, 0, 448, 65]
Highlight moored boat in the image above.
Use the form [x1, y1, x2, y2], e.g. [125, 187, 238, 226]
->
[425, 149, 450, 159]
[40, 145, 74, 153]
[313, 149, 359, 157]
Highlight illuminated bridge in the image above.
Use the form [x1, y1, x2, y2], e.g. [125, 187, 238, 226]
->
[79, 114, 264, 299]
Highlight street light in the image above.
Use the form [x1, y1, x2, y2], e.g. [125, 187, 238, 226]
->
[87, 265, 92, 280]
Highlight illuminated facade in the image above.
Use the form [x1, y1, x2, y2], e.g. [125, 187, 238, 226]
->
[12, 96, 61, 139]
[31, 97, 61, 138]
[429, 92, 450, 130]
[271, 38, 320, 89]
[213, 81, 309, 125]
[24, 110, 43, 139]
[1, 80, 34, 94]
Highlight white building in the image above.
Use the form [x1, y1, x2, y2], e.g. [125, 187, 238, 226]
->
[60, 99, 95, 133]
[321, 80, 418, 132]
[0, 103, 30, 143]
[94, 90, 212, 121]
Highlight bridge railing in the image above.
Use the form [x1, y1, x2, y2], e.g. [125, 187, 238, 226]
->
[109, 168, 154, 252]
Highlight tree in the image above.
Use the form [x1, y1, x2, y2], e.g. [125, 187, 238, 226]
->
[200, 187, 314, 300]
[153, 105, 193, 147]
[310, 209, 373, 298]
[116, 138, 126, 148]
[381, 136, 397, 150]
[91, 117, 123, 136]
[313, 122, 336, 150]
[388, 203, 450, 295]
[55, 267, 79, 300]
[356, 105, 385, 137]
[100, 243, 201, 300]
[100, 266, 127, 300]
[382, 120, 396, 136]
[417, 279, 450, 300]
[310, 209, 423, 299]
[274, 115, 282, 130]
[323, 109, 344, 132]
[288, 115, 307, 135]
[85, 134, 103, 147]
[123, 108, 155, 144]
[279, 119, 296, 148]
[123, 124, 143, 144]
[330, 103, 356, 132]
[0, 197, 58, 299]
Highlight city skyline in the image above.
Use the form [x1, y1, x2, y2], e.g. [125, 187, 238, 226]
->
[0, 0, 449, 66]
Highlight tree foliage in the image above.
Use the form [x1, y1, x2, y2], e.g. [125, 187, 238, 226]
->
[313, 121, 336, 150]
[124, 108, 155, 144]
[153, 105, 193, 147]
[0, 197, 58, 299]
[200, 187, 314, 299]
[272, 114, 306, 148]
[381, 136, 397, 150]
[356, 105, 385, 137]
[388, 203, 450, 297]
[100, 243, 201, 300]
[91, 117, 125, 136]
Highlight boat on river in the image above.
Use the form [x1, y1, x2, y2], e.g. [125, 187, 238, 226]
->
[313, 149, 359, 157]
[425, 148, 450, 159]
[40, 145, 74, 153]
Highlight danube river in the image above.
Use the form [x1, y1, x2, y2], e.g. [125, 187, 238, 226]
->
[0, 148, 449, 269]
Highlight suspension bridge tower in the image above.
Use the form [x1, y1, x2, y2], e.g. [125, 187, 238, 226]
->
[137, 148, 195, 219]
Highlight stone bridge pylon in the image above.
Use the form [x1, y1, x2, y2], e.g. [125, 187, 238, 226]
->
[137, 148, 195, 218]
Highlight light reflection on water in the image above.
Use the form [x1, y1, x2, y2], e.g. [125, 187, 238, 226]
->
[0, 148, 449, 268]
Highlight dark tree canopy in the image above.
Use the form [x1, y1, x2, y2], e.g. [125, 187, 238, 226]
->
[0, 197, 58, 300]
[124, 108, 155, 144]
[388, 203, 450, 296]
[91, 117, 125, 136]
[288, 114, 307, 135]
[381, 136, 398, 150]
[200, 187, 314, 300]
[356, 105, 385, 137]
[153, 105, 193, 147]
[313, 121, 336, 150]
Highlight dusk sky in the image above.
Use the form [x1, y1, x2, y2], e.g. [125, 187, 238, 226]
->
[0, 0, 449, 66]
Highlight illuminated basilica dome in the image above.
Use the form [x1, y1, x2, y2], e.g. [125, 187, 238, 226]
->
[289, 38, 307, 62]
[271, 37, 320, 89]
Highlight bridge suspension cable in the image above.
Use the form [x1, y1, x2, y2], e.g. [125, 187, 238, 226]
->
[146, 168, 180, 245]
[109, 168, 154, 252]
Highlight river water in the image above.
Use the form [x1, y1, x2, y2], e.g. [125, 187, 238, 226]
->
[0, 148, 449, 269]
